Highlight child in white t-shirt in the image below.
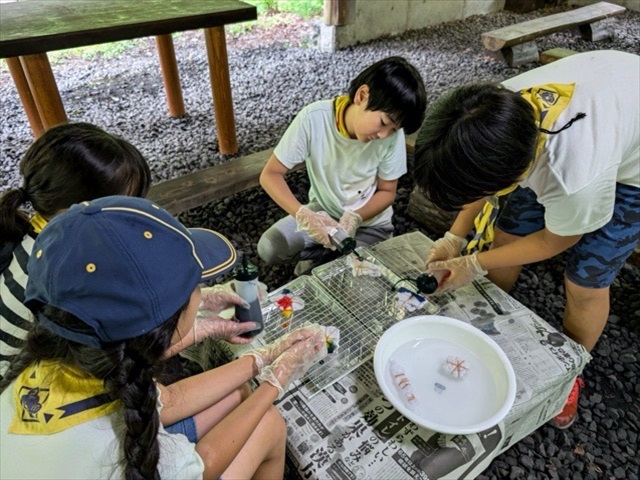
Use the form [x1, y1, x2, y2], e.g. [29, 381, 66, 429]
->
[258, 56, 427, 274]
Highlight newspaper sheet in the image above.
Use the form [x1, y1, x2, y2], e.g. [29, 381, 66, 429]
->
[182, 232, 591, 479]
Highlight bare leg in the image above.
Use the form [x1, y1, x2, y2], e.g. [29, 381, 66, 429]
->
[486, 228, 524, 292]
[221, 405, 287, 479]
[563, 275, 610, 352]
[193, 384, 252, 440]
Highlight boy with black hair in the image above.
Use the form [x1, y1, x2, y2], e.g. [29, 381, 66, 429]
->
[258, 56, 427, 274]
[413, 50, 639, 429]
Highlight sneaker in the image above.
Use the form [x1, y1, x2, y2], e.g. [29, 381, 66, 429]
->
[551, 376, 585, 429]
[294, 259, 320, 276]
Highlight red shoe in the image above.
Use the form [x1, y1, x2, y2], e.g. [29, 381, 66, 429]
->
[551, 376, 585, 429]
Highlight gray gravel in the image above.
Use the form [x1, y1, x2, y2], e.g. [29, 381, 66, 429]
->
[1, 6, 639, 480]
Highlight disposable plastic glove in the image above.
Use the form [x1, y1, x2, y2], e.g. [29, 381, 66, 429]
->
[295, 206, 339, 248]
[197, 285, 259, 344]
[242, 324, 325, 371]
[428, 252, 487, 293]
[339, 209, 363, 238]
[257, 328, 328, 397]
[425, 231, 468, 267]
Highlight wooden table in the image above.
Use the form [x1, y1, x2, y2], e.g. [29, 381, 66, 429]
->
[0, 0, 257, 154]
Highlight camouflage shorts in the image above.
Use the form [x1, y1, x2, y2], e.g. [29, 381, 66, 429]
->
[496, 184, 640, 288]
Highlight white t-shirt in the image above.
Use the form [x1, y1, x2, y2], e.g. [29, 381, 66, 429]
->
[274, 99, 407, 226]
[502, 50, 640, 236]
[0, 384, 204, 479]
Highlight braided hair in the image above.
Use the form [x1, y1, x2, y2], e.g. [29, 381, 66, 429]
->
[0, 122, 151, 243]
[0, 302, 185, 480]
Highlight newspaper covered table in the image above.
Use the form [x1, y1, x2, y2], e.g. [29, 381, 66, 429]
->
[187, 231, 591, 479]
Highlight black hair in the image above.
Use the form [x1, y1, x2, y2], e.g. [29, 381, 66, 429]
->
[347, 56, 427, 135]
[0, 302, 186, 480]
[413, 84, 538, 211]
[0, 122, 152, 243]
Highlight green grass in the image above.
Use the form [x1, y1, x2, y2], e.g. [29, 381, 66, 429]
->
[246, 0, 323, 18]
[48, 39, 145, 63]
[226, 0, 322, 35]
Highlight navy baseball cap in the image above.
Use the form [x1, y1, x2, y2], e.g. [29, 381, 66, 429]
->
[25, 195, 237, 347]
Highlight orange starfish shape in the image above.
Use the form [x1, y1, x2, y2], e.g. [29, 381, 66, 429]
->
[445, 356, 469, 378]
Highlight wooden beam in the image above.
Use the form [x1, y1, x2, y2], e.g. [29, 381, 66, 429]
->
[155, 34, 185, 117]
[540, 47, 578, 65]
[5, 57, 44, 137]
[19, 53, 67, 129]
[324, 0, 349, 26]
[204, 26, 237, 155]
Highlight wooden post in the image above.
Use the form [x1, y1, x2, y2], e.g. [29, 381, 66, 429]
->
[204, 26, 238, 155]
[19, 53, 67, 130]
[155, 34, 185, 117]
[501, 41, 540, 67]
[5, 56, 44, 137]
[540, 48, 577, 65]
[324, 0, 349, 26]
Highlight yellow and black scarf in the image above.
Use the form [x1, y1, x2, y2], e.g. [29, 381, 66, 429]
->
[334, 95, 351, 138]
[10, 360, 119, 435]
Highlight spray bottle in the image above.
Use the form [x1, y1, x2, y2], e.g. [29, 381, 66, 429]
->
[233, 254, 264, 338]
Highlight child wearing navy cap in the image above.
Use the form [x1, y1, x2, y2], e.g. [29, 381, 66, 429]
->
[0, 195, 327, 479]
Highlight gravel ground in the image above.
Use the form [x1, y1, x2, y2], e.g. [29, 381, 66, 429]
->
[1, 6, 639, 480]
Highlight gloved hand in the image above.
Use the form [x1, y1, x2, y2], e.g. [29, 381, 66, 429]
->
[193, 316, 259, 344]
[425, 232, 468, 267]
[197, 285, 259, 344]
[257, 328, 328, 397]
[427, 252, 487, 293]
[242, 324, 325, 371]
[339, 209, 363, 238]
[295, 206, 339, 248]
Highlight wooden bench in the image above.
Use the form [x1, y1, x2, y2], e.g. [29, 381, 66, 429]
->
[481, 1, 626, 66]
[148, 132, 418, 215]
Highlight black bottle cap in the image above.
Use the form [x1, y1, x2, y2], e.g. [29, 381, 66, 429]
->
[233, 254, 259, 281]
[337, 236, 357, 255]
[416, 273, 438, 294]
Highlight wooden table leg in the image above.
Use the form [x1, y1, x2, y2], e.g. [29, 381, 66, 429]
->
[5, 57, 45, 137]
[155, 34, 185, 117]
[204, 26, 237, 155]
[19, 53, 67, 129]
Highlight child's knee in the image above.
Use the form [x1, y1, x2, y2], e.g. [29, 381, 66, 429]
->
[265, 405, 286, 443]
[257, 233, 279, 265]
[258, 230, 294, 265]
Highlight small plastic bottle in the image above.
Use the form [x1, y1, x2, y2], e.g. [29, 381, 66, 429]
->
[233, 254, 264, 337]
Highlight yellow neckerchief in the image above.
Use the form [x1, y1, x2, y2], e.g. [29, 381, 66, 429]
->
[29, 213, 48, 234]
[465, 83, 577, 253]
[10, 360, 120, 435]
[334, 95, 351, 138]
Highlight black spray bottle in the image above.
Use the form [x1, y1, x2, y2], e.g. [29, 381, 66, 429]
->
[233, 254, 264, 337]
